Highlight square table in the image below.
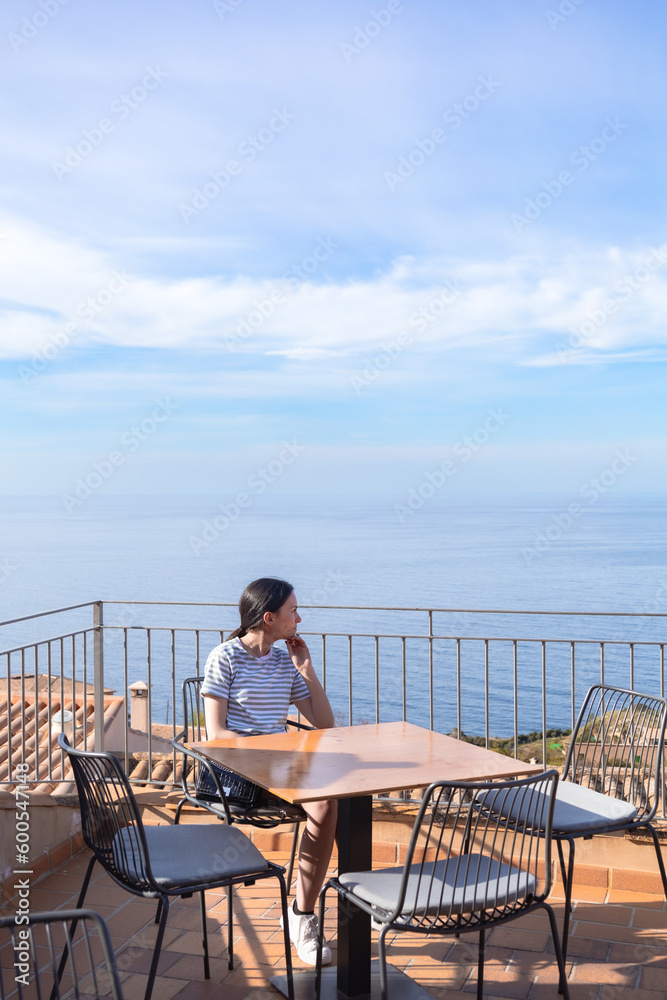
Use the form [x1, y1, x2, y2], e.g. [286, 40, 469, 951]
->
[190, 720, 543, 1000]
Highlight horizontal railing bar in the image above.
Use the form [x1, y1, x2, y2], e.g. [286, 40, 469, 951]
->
[0, 602, 96, 627]
[1, 629, 95, 658]
[97, 624, 667, 646]
[97, 600, 667, 617]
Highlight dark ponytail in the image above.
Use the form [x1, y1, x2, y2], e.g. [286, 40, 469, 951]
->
[227, 577, 294, 641]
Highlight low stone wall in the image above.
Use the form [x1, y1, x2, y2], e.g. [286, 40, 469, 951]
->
[0, 788, 83, 907]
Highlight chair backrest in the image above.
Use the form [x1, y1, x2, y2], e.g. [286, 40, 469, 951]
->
[0, 909, 124, 1000]
[390, 769, 559, 932]
[181, 676, 207, 741]
[58, 734, 157, 894]
[562, 684, 667, 821]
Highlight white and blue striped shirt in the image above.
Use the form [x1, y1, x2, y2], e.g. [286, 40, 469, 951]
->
[201, 637, 310, 735]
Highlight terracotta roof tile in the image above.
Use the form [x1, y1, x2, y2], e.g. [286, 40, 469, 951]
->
[1, 675, 194, 795]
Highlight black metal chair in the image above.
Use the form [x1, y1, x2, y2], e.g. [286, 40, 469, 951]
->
[0, 909, 124, 1000]
[548, 684, 667, 961]
[316, 769, 568, 1000]
[172, 675, 309, 889]
[58, 733, 294, 1000]
[476, 684, 667, 975]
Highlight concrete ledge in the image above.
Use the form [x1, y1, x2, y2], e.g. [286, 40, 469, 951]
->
[0, 790, 82, 892]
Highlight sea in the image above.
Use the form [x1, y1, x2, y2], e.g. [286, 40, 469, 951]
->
[1, 493, 666, 739]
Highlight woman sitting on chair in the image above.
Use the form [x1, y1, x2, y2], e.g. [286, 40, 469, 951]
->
[201, 577, 337, 967]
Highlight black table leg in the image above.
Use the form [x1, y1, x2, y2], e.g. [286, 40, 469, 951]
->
[336, 795, 373, 996]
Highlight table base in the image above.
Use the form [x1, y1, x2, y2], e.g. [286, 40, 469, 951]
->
[270, 961, 433, 1000]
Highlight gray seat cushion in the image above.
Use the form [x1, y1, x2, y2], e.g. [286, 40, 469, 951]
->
[552, 781, 638, 832]
[479, 780, 638, 834]
[113, 823, 270, 890]
[338, 854, 536, 918]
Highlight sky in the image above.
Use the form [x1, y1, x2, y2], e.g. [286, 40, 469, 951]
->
[1, 0, 666, 499]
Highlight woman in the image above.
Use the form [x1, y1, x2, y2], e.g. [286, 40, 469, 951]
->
[201, 577, 337, 967]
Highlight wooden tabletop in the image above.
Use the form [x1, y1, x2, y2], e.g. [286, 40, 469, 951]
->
[189, 720, 543, 804]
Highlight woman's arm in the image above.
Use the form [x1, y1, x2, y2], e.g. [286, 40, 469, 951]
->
[202, 694, 238, 739]
[287, 636, 335, 729]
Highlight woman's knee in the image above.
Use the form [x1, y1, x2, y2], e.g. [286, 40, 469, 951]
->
[305, 798, 337, 829]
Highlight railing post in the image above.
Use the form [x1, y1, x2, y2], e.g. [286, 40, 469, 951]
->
[93, 601, 104, 752]
[428, 610, 434, 731]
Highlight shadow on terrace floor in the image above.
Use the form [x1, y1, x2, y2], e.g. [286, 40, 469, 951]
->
[1, 847, 666, 1000]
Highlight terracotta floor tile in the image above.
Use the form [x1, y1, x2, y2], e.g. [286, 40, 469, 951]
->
[104, 905, 157, 939]
[19, 888, 73, 910]
[126, 924, 185, 952]
[640, 966, 667, 991]
[168, 907, 228, 932]
[504, 911, 559, 932]
[607, 989, 667, 1000]
[404, 956, 470, 991]
[222, 964, 284, 989]
[528, 982, 597, 1000]
[120, 972, 187, 1000]
[165, 952, 236, 983]
[35, 872, 86, 894]
[172, 981, 250, 1000]
[462, 966, 534, 999]
[572, 886, 610, 903]
[607, 889, 666, 907]
[79, 883, 134, 907]
[487, 927, 551, 952]
[571, 957, 640, 986]
[162, 929, 229, 959]
[573, 903, 632, 926]
[114, 946, 184, 977]
[546, 935, 609, 961]
[607, 941, 665, 965]
[505, 953, 571, 982]
[632, 906, 667, 929]
[573, 921, 664, 944]
[428, 991, 475, 1000]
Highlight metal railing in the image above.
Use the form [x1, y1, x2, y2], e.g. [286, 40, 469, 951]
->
[1, 600, 665, 814]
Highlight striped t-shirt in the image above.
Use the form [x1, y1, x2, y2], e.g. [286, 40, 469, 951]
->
[200, 637, 310, 735]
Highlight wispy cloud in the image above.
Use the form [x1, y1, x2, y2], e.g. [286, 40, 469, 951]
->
[2, 216, 667, 368]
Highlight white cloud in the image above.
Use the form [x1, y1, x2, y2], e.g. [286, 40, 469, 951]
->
[2, 215, 667, 366]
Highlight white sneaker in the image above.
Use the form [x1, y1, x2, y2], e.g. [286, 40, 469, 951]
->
[281, 900, 332, 966]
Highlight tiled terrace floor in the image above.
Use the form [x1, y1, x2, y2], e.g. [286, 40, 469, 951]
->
[2, 847, 667, 1000]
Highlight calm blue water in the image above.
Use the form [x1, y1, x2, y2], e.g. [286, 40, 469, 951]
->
[1, 493, 666, 738]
